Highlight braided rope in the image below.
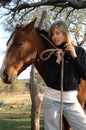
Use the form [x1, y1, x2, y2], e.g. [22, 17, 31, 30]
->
[38, 11, 63, 130]
[40, 48, 59, 60]
[60, 56, 64, 130]
[40, 48, 64, 130]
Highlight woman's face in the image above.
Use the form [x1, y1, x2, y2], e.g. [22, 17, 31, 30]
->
[51, 28, 66, 46]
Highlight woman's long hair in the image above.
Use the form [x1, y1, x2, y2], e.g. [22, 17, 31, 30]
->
[48, 21, 75, 46]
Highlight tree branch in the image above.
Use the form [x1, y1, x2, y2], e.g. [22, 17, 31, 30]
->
[4, 0, 86, 14]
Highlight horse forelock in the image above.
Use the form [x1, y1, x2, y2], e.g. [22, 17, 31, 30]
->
[0, 33, 15, 73]
[7, 34, 15, 51]
[6, 27, 23, 46]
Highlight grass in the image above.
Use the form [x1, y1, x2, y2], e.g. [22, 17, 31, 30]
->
[0, 119, 30, 130]
[0, 92, 44, 130]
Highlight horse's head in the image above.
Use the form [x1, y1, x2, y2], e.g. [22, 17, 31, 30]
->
[0, 19, 44, 84]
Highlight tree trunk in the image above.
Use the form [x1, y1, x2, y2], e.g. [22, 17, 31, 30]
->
[29, 64, 42, 130]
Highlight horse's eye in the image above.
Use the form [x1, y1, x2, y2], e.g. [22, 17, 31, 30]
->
[18, 42, 24, 47]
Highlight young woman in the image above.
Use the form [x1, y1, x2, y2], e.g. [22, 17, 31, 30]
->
[43, 21, 86, 130]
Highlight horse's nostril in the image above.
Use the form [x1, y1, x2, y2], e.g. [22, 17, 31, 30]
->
[3, 70, 8, 80]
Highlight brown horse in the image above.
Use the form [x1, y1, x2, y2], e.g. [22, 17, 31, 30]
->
[0, 19, 86, 130]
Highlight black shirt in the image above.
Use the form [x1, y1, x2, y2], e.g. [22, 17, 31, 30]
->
[44, 46, 86, 91]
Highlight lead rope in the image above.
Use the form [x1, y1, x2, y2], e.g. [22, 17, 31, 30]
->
[40, 50, 64, 130]
[40, 35, 64, 130]
[60, 55, 64, 130]
[38, 11, 63, 130]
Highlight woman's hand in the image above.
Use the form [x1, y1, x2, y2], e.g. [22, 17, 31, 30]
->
[65, 43, 77, 58]
[56, 49, 64, 64]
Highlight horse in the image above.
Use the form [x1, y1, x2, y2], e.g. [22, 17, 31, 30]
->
[0, 19, 86, 130]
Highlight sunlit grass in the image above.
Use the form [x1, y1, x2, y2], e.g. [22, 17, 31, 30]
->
[0, 92, 44, 130]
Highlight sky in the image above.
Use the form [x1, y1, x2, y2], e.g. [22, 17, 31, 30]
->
[0, 26, 31, 79]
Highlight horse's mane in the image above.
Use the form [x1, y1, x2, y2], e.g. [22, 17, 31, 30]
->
[38, 29, 48, 37]
[35, 28, 53, 49]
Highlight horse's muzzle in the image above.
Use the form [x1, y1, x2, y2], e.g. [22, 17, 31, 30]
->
[0, 70, 17, 84]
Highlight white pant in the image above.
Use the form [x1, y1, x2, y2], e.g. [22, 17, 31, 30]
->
[43, 98, 86, 130]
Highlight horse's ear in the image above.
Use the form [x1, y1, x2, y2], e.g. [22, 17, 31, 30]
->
[24, 18, 37, 31]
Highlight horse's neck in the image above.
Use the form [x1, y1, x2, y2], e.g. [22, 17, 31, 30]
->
[34, 32, 49, 80]
[34, 61, 45, 80]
